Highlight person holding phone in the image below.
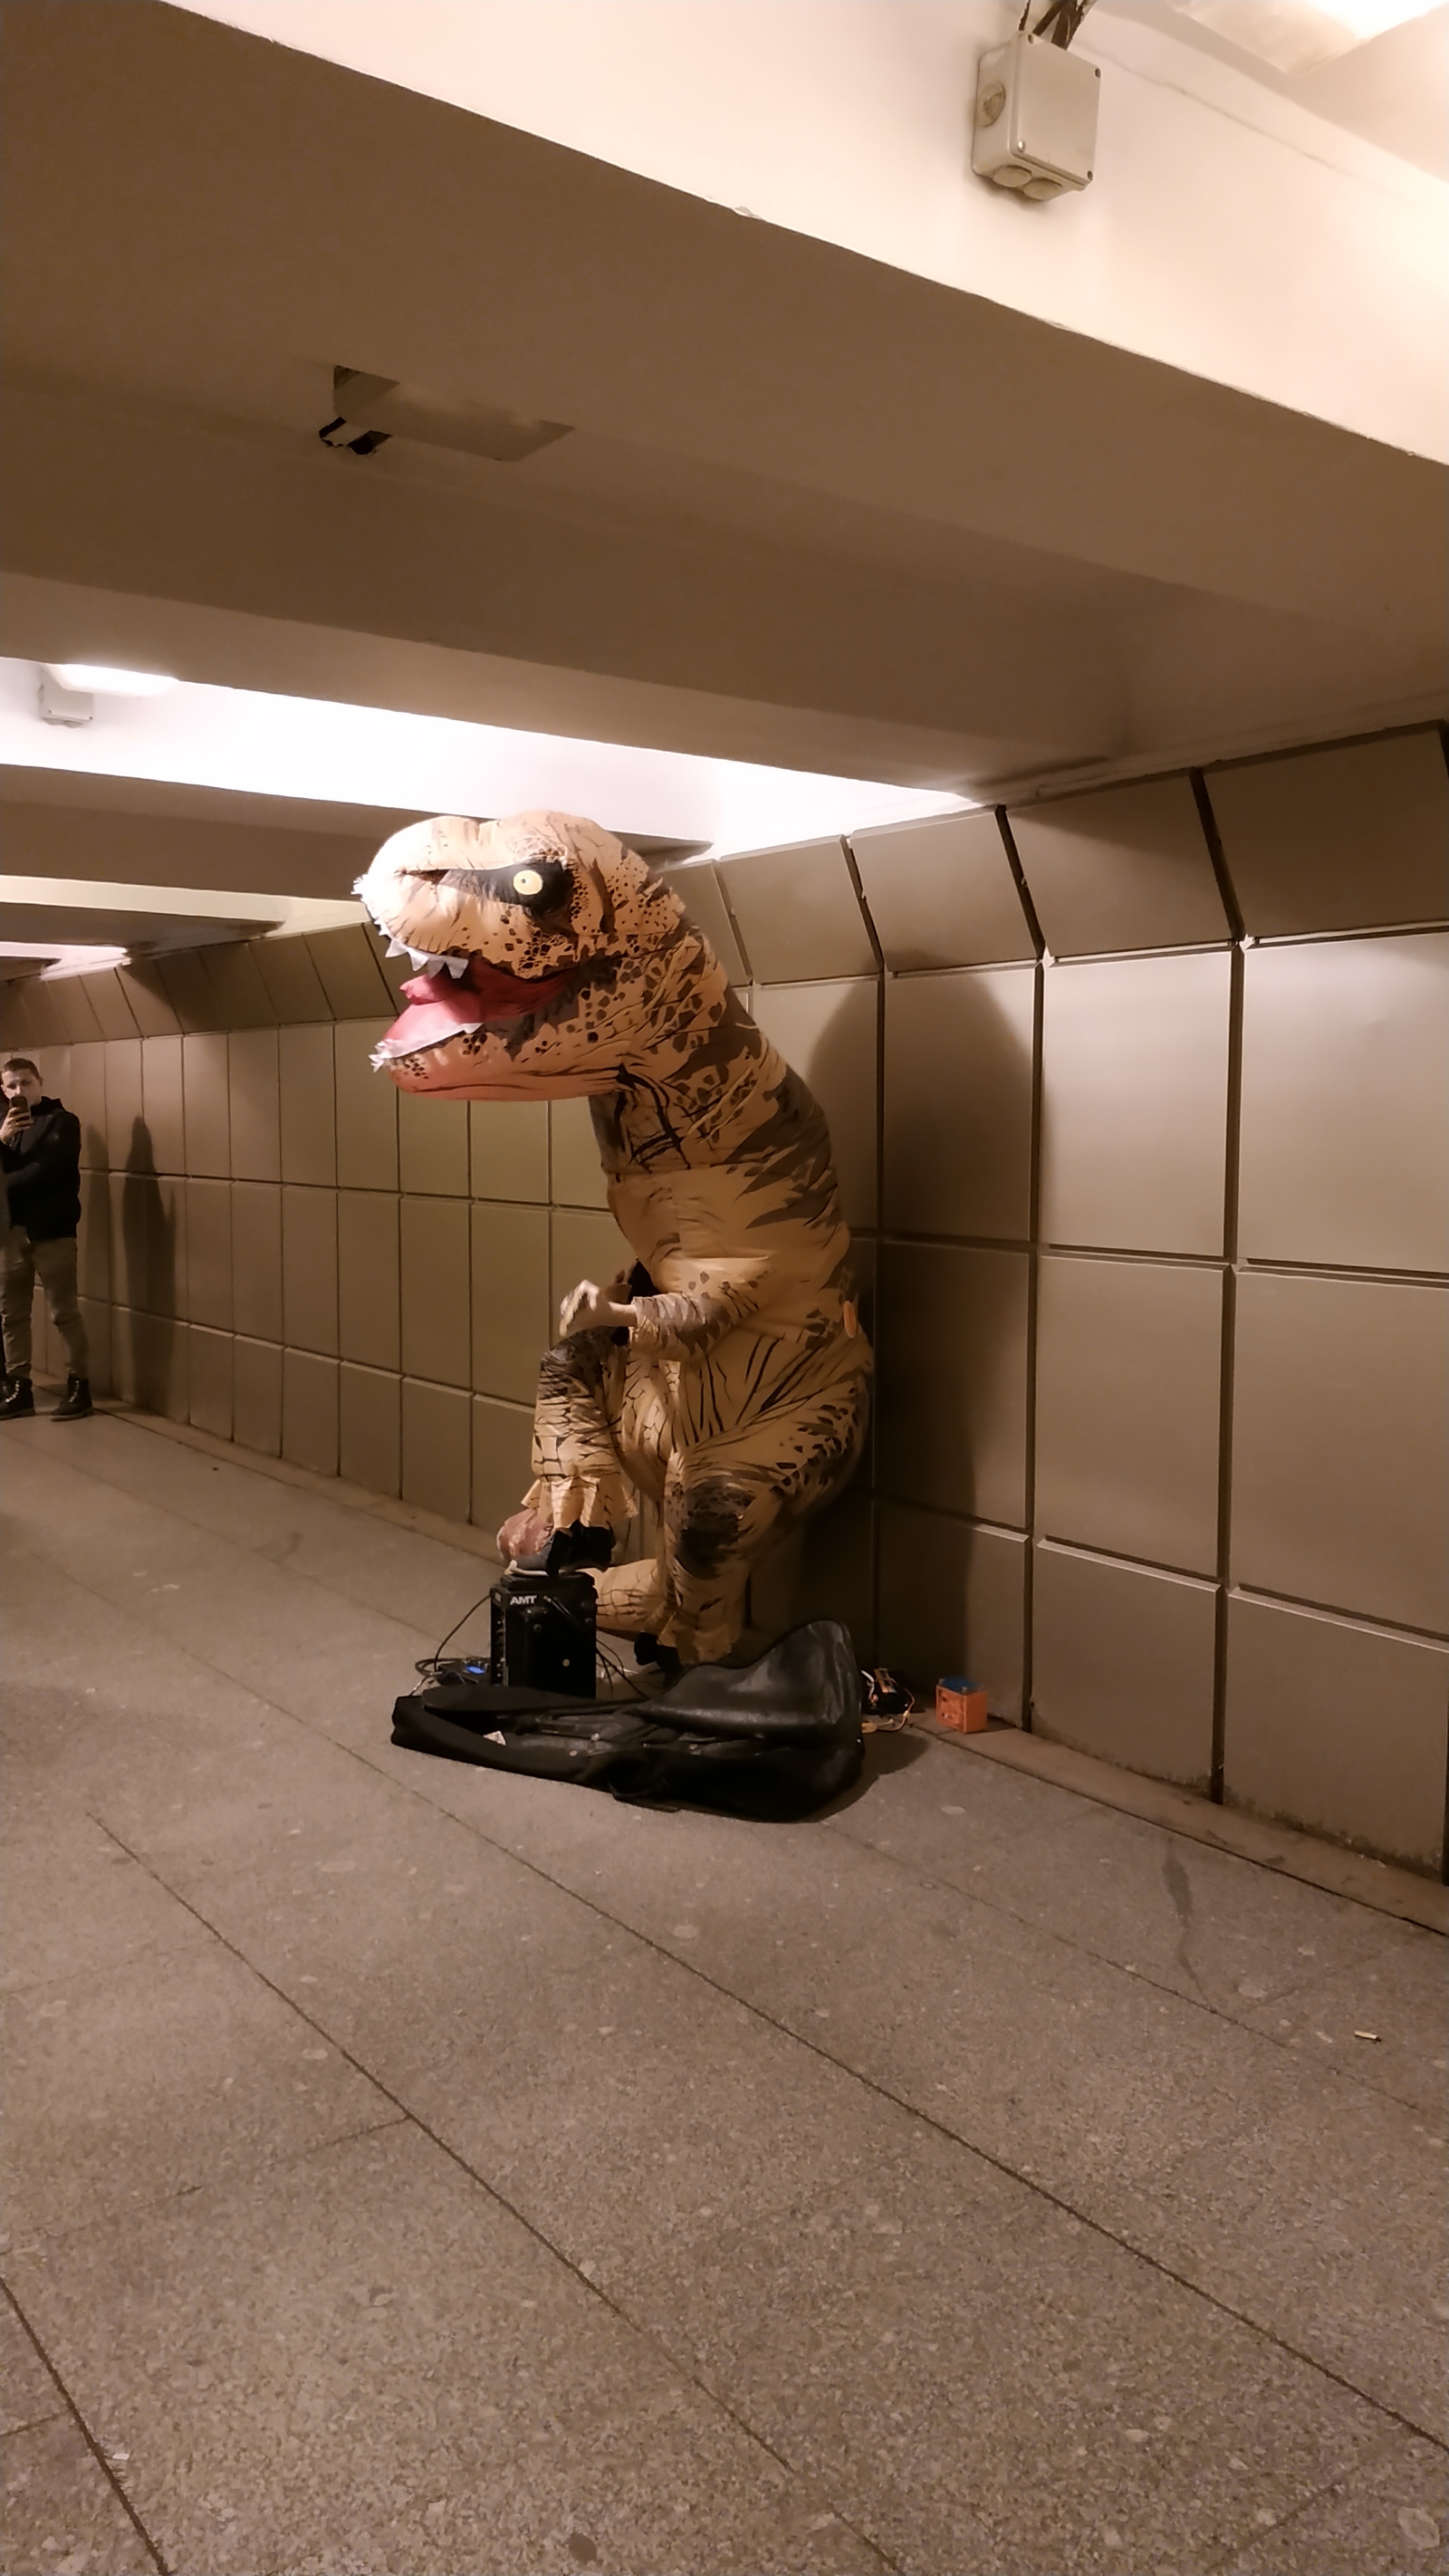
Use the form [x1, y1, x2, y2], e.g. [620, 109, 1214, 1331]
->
[1, 1055, 91, 1419]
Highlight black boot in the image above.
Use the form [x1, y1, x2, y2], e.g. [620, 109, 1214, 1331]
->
[52, 1375, 93, 1421]
[0, 1375, 36, 1419]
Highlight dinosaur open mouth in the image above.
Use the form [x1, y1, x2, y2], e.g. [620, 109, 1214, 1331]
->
[374, 952, 588, 1062]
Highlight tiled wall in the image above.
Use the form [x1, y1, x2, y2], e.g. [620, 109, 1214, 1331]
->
[5, 724, 1446, 1870]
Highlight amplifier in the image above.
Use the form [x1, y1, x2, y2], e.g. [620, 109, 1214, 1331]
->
[489, 1568, 597, 1697]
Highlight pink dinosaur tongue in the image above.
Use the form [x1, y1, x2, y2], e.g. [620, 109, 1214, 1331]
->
[384, 955, 580, 1055]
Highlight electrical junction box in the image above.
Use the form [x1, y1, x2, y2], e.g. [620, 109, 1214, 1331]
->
[972, 32, 1099, 200]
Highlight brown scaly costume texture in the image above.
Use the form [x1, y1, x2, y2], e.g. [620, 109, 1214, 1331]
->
[357, 811, 871, 1662]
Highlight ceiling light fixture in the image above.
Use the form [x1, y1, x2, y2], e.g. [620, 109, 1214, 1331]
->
[319, 368, 572, 465]
[1167, 0, 1439, 73]
[46, 663, 179, 697]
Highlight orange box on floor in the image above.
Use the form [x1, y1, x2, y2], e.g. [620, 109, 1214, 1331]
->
[935, 1676, 989, 1732]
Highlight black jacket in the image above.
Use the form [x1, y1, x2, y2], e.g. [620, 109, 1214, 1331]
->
[1, 1099, 82, 1241]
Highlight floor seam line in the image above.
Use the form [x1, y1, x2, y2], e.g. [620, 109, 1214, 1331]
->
[13, 1514, 1412, 2117]
[4, 1429, 499, 1641]
[13, 1518, 1439, 2449]
[81, 1816, 907, 2576]
[82, 1804, 1444, 2462]
[823, 1813, 1427, 2108]
[0, 2278, 172, 2576]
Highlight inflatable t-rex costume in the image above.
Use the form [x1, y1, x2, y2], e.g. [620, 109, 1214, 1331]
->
[357, 811, 870, 1663]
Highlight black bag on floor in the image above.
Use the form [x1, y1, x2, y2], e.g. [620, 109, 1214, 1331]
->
[390, 1618, 864, 1820]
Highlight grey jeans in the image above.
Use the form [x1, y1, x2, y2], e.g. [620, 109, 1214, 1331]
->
[1, 1231, 90, 1377]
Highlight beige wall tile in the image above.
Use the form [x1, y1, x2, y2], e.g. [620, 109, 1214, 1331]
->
[231, 1182, 283, 1344]
[1206, 729, 1449, 937]
[66, 1044, 106, 1169]
[78, 1297, 112, 1397]
[398, 1088, 469, 1196]
[1232, 1271, 1448, 1633]
[185, 1178, 233, 1332]
[883, 966, 1033, 1243]
[130, 1310, 189, 1423]
[753, 978, 879, 1233]
[1036, 1255, 1223, 1577]
[278, 1024, 337, 1187]
[748, 1476, 877, 1658]
[340, 1362, 401, 1498]
[1239, 932, 1449, 1274]
[876, 1243, 1029, 1527]
[83, 968, 140, 1042]
[281, 1186, 339, 1356]
[335, 1021, 398, 1192]
[471, 1202, 551, 1403]
[1041, 950, 1230, 1255]
[182, 1033, 230, 1178]
[140, 1035, 186, 1177]
[469, 1099, 549, 1202]
[49, 977, 103, 1045]
[1032, 1542, 1217, 1788]
[108, 1307, 139, 1407]
[550, 1206, 635, 1323]
[202, 943, 274, 1031]
[114, 962, 179, 1039]
[337, 1191, 400, 1371]
[1223, 1593, 1448, 1872]
[305, 925, 393, 1020]
[660, 860, 751, 985]
[104, 1039, 144, 1172]
[111, 1170, 185, 1319]
[158, 950, 222, 1035]
[1011, 775, 1227, 956]
[402, 1377, 472, 1522]
[77, 1173, 110, 1303]
[228, 1030, 281, 1184]
[234, 1335, 283, 1456]
[878, 1504, 1026, 1717]
[187, 1325, 233, 1440]
[721, 839, 877, 983]
[471, 1395, 535, 1549]
[252, 933, 331, 1025]
[400, 1195, 470, 1386]
[283, 1348, 339, 1475]
[852, 810, 1032, 971]
[549, 1095, 609, 1209]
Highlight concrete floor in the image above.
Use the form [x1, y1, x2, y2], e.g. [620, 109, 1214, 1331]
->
[2, 1414, 1444, 2576]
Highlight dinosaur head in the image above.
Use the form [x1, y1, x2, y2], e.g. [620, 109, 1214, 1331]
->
[356, 810, 703, 1100]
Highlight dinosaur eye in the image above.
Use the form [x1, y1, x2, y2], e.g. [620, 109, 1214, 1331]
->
[511, 868, 543, 899]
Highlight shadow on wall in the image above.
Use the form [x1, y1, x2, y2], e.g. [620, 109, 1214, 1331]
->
[119, 1117, 181, 1411]
[753, 964, 1035, 1687]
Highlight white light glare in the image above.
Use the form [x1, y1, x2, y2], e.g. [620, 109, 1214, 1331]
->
[1172, 0, 1439, 71]
[1315, 0, 1439, 33]
[47, 663, 178, 697]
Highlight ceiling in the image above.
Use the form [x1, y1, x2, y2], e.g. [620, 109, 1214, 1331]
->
[1099, 3, 1449, 175]
[0, 0, 1444, 961]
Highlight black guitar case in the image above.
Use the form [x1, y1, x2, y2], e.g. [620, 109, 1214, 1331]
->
[391, 1618, 864, 1821]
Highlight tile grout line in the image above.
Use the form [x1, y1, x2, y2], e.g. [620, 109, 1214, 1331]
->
[34, 1416, 1443, 1932]
[14, 1494, 1441, 2132]
[8, 1493, 1432, 2111]
[8, 1492, 1418, 2093]
[0, 2279, 172, 2576]
[87, 1812, 1444, 2576]
[10, 1474, 1444, 2440]
[88, 1802, 1446, 2479]
[72, 1812, 903, 2576]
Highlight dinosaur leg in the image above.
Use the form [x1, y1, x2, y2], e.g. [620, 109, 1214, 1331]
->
[519, 1331, 675, 1635]
[659, 1370, 868, 1664]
